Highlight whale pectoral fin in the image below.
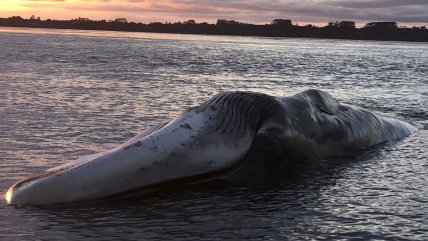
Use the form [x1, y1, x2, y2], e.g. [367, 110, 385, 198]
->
[232, 124, 293, 180]
[255, 124, 290, 160]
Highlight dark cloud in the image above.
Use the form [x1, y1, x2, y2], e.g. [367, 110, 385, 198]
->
[163, 0, 428, 23]
[322, 0, 428, 9]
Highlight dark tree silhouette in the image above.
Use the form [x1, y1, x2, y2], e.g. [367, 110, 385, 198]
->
[0, 16, 426, 42]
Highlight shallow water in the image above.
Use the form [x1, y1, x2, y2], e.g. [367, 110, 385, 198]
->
[0, 27, 427, 240]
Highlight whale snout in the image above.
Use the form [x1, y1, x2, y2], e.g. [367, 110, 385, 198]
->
[5, 187, 13, 204]
[6, 184, 32, 205]
[5, 171, 60, 205]
[6, 181, 40, 205]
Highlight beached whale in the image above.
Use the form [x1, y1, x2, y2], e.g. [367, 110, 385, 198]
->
[5, 89, 416, 205]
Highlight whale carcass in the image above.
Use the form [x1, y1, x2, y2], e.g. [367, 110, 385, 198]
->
[5, 89, 416, 205]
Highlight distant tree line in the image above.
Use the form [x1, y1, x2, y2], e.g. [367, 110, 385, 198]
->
[0, 16, 427, 42]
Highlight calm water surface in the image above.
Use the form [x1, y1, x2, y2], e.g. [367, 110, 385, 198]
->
[0, 27, 427, 240]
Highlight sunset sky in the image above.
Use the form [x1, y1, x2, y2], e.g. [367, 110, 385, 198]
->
[1, 0, 427, 26]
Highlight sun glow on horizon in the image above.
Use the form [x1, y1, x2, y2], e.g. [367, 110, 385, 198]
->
[0, 0, 91, 21]
[1, 0, 28, 11]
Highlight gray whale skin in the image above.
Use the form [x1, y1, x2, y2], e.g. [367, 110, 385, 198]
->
[5, 89, 416, 205]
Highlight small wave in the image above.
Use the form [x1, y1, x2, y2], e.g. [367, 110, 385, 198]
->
[398, 109, 428, 122]
[417, 120, 428, 130]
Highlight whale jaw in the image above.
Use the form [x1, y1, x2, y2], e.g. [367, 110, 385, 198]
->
[5, 117, 254, 206]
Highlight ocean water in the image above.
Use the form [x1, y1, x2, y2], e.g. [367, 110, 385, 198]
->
[0, 27, 427, 240]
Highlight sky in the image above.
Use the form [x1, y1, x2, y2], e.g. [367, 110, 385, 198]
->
[1, 0, 427, 27]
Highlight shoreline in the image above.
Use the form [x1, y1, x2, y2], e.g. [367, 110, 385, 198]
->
[1, 17, 427, 43]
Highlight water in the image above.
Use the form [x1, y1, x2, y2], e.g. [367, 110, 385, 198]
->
[0, 27, 427, 240]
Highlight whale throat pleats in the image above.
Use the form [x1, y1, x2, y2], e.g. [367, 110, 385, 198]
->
[199, 92, 284, 135]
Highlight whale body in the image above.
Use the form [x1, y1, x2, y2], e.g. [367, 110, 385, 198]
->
[5, 89, 416, 205]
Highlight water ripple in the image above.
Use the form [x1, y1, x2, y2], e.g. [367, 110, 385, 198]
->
[0, 27, 427, 240]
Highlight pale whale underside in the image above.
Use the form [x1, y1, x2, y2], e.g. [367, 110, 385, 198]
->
[5, 89, 416, 205]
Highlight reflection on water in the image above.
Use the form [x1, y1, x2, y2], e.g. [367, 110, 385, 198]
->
[0, 27, 427, 240]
